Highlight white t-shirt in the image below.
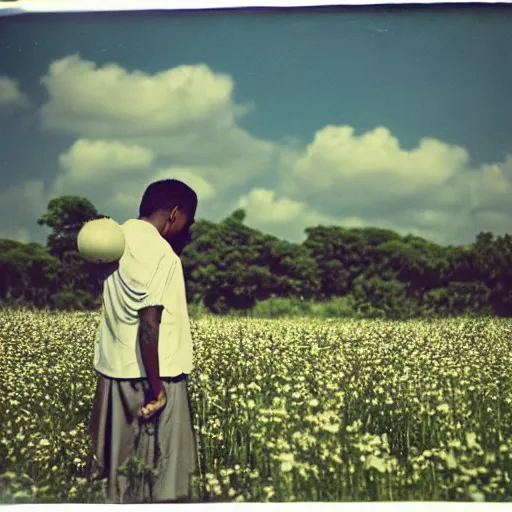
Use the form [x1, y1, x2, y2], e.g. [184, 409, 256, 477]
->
[94, 219, 193, 379]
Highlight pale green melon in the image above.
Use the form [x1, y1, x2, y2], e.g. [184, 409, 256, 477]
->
[77, 217, 125, 263]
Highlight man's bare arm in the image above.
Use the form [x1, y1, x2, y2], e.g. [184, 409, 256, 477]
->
[138, 306, 164, 401]
[139, 306, 161, 344]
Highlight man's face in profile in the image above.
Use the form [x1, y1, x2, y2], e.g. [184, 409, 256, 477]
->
[165, 209, 195, 256]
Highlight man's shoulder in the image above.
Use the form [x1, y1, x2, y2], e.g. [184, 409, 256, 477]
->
[119, 220, 178, 270]
[122, 219, 166, 251]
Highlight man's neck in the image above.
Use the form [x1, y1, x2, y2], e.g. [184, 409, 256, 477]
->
[138, 217, 161, 234]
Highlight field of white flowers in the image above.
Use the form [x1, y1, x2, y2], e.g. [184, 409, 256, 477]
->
[1, 309, 512, 503]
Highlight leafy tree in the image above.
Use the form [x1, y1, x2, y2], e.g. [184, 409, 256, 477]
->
[0, 239, 60, 307]
[51, 290, 99, 311]
[181, 211, 320, 312]
[421, 281, 491, 317]
[37, 196, 99, 260]
[472, 232, 512, 316]
[36, 196, 110, 306]
[266, 239, 321, 299]
[353, 227, 402, 247]
[230, 208, 246, 224]
[2, 192, 511, 318]
[352, 272, 418, 319]
[376, 238, 450, 299]
[303, 226, 367, 298]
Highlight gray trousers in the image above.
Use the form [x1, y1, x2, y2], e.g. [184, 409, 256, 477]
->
[88, 372, 197, 503]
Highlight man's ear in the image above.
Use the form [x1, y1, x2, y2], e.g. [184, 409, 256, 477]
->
[170, 206, 178, 223]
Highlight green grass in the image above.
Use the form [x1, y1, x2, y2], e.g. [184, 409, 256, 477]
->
[188, 295, 359, 320]
[1, 309, 512, 502]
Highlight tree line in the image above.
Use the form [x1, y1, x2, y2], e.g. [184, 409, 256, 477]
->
[0, 195, 511, 319]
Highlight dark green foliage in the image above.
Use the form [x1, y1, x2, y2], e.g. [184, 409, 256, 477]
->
[50, 290, 100, 311]
[251, 296, 312, 319]
[0, 239, 60, 308]
[37, 196, 100, 261]
[421, 281, 492, 318]
[302, 223, 511, 319]
[2, 194, 512, 318]
[352, 273, 419, 320]
[249, 295, 357, 319]
[181, 210, 320, 313]
[303, 226, 366, 298]
[32, 196, 108, 309]
[474, 233, 512, 316]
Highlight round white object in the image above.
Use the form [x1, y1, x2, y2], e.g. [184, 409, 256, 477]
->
[77, 217, 126, 263]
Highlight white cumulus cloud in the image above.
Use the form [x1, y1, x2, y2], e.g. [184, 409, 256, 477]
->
[39, 55, 278, 195]
[267, 123, 495, 244]
[49, 140, 217, 223]
[53, 139, 155, 196]
[19, 54, 512, 247]
[237, 188, 366, 242]
[153, 168, 216, 201]
[287, 125, 470, 208]
[40, 55, 242, 137]
[0, 76, 30, 110]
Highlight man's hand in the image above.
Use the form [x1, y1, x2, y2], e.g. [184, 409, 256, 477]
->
[138, 305, 166, 421]
[139, 387, 167, 421]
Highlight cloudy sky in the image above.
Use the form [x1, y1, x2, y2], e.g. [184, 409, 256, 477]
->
[1, 6, 511, 247]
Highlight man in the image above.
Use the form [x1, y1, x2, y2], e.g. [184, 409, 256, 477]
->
[88, 179, 198, 503]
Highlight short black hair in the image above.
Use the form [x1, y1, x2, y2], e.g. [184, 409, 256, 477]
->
[139, 179, 198, 219]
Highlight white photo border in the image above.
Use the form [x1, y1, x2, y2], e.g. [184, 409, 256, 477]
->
[0, 1, 510, 512]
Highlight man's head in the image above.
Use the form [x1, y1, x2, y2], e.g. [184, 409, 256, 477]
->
[138, 179, 197, 247]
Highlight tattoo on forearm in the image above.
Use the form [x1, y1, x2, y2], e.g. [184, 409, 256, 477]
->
[139, 320, 159, 346]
